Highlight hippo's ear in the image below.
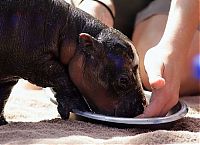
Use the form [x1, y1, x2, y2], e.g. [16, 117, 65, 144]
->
[79, 33, 98, 48]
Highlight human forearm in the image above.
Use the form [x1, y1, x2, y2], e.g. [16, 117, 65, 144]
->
[140, 0, 199, 117]
[160, 0, 199, 53]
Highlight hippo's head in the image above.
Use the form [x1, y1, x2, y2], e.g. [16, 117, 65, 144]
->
[69, 28, 147, 117]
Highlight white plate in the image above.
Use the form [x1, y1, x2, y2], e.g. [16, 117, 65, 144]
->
[72, 100, 188, 125]
[46, 88, 188, 125]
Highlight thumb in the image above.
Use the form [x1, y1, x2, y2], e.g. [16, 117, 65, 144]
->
[148, 72, 165, 90]
[144, 52, 165, 90]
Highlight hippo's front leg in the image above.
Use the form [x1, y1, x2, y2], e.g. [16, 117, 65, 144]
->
[30, 59, 88, 120]
[0, 80, 18, 125]
[52, 80, 88, 119]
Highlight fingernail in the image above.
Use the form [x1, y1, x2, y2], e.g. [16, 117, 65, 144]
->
[136, 114, 145, 118]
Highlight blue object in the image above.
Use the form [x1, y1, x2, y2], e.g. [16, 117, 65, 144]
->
[193, 54, 200, 79]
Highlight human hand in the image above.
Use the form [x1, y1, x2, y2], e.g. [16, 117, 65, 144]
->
[78, 0, 114, 27]
[136, 0, 198, 118]
[139, 44, 183, 117]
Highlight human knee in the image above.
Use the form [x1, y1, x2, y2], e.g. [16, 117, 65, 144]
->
[132, 15, 168, 49]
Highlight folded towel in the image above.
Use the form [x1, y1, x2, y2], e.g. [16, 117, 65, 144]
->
[1, 80, 199, 144]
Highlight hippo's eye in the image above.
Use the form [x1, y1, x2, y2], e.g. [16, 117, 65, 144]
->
[117, 75, 130, 88]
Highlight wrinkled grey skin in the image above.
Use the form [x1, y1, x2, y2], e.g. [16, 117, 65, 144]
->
[0, 0, 146, 125]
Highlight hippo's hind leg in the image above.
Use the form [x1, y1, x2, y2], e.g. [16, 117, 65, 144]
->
[0, 80, 18, 125]
[31, 59, 88, 120]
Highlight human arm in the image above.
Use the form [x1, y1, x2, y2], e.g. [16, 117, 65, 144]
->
[77, 0, 115, 27]
[140, 0, 199, 117]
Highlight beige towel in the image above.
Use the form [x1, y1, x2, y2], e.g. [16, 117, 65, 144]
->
[1, 80, 199, 144]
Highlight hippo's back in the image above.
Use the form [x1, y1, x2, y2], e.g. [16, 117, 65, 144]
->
[0, 0, 69, 74]
[0, 1, 48, 59]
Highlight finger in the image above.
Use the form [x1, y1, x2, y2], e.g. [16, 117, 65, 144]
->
[136, 114, 145, 118]
[144, 54, 165, 90]
[142, 89, 179, 118]
[139, 89, 168, 118]
[140, 100, 164, 117]
[145, 64, 165, 90]
[150, 77, 165, 90]
[140, 102, 164, 118]
[159, 96, 179, 116]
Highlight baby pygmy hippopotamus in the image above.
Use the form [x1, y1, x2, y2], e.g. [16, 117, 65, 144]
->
[0, 0, 146, 125]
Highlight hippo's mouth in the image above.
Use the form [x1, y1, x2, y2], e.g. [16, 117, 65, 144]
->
[82, 90, 147, 118]
[113, 94, 146, 117]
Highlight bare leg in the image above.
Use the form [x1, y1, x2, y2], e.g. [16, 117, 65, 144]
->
[23, 81, 42, 90]
[132, 14, 200, 96]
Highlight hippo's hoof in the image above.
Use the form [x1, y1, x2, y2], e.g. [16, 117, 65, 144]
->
[0, 116, 8, 125]
[57, 104, 70, 120]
